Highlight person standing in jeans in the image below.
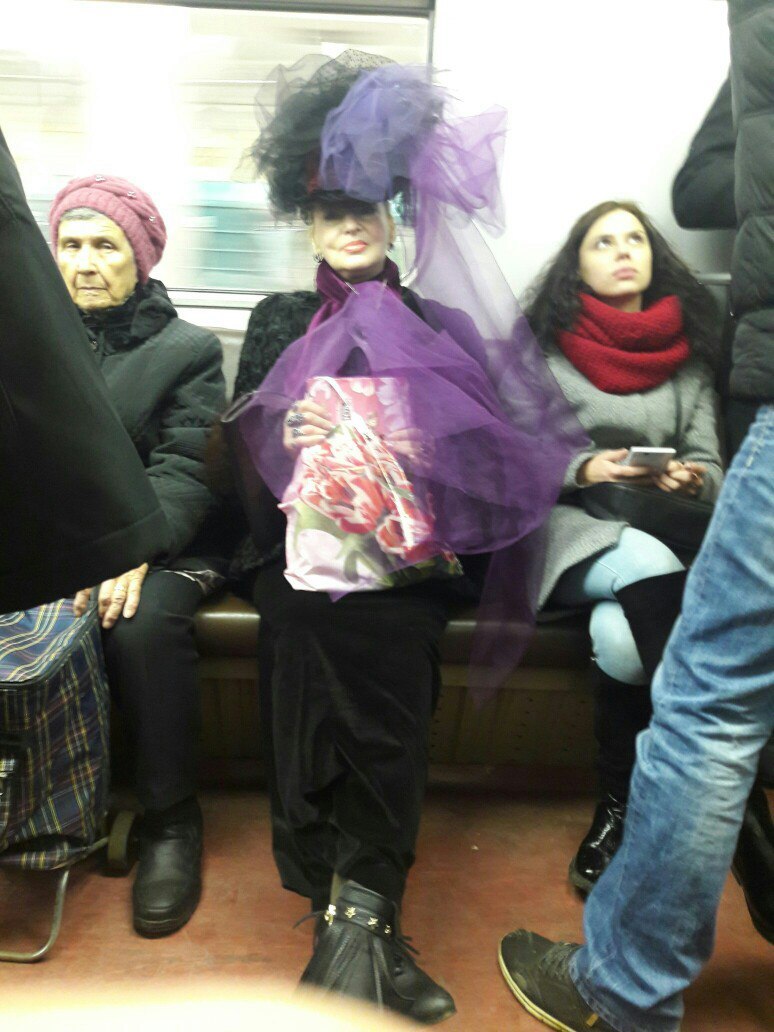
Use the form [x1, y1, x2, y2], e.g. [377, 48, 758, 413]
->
[671, 58, 774, 948]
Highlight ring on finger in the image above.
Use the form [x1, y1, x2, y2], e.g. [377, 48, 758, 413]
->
[291, 427, 304, 439]
[286, 412, 304, 428]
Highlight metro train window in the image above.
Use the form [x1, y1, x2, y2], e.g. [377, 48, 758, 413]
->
[1, 1, 430, 294]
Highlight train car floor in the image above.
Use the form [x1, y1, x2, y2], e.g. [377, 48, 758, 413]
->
[1, 780, 771, 1032]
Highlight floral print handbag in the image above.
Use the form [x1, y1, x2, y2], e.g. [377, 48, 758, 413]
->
[280, 377, 461, 593]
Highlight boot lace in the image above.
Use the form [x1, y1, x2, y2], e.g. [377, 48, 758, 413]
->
[293, 907, 327, 931]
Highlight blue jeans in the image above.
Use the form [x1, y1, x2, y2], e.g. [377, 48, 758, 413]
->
[552, 528, 684, 684]
[569, 404, 774, 1032]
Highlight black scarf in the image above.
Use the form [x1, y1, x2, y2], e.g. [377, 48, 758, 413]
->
[79, 279, 174, 351]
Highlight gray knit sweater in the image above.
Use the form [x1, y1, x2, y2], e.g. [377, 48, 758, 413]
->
[539, 348, 724, 607]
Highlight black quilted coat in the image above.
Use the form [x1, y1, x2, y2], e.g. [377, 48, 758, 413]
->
[728, 0, 774, 403]
[672, 1, 773, 406]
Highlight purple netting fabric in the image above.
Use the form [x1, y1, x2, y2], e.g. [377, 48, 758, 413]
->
[321, 65, 589, 691]
[230, 283, 574, 545]
[320, 64, 505, 232]
[226, 284, 587, 693]
[230, 62, 589, 695]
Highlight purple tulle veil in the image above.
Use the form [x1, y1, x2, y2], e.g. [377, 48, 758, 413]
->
[227, 63, 588, 697]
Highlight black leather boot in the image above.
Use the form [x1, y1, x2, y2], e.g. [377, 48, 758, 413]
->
[569, 671, 651, 894]
[569, 572, 687, 896]
[300, 880, 456, 1025]
[614, 570, 688, 679]
[569, 791, 627, 894]
[732, 783, 774, 944]
[132, 796, 203, 937]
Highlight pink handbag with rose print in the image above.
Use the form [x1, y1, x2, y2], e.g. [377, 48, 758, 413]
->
[279, 377, 461, 593]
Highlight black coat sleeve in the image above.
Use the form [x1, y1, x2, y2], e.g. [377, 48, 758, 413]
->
[146, 330, 226, 559]
[672, 77, 736, 230]
[233, 291, 321, 399]
[223, 291, 320, 578]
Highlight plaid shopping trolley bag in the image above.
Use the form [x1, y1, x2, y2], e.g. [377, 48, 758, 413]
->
[0, 599, 134, 962]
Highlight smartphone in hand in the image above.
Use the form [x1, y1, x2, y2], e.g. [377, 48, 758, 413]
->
[621, 446, 676, 472]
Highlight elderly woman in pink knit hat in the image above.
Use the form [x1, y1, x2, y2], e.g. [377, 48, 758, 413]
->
[49, 175, 227, 938]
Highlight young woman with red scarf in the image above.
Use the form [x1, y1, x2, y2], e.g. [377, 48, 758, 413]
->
[525, 201, 724, 895]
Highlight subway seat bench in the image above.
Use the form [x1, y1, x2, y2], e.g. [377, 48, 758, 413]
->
[193, 594, 595, 780]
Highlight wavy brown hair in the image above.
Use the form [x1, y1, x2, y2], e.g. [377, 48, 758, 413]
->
[523, 200, 720, 368]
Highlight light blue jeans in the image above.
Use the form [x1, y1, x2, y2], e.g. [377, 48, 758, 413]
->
[552, 527, 684, 684]
[569, 404, 774, 1032]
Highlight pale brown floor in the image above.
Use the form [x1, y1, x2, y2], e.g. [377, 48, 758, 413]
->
[1, 777, 771, 1031]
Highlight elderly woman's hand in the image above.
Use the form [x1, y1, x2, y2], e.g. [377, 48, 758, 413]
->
[282, 399, 333, 453]
[653, 460, 705, 497]
[73, 563, 149, 629]
[577, 449, 653, 486]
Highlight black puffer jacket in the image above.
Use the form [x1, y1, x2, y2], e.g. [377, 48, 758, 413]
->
[672, 76, 736, 231]
[672, 2, 773, 406]
[82, 279, 226, 565]
[728, 0, 774, 403]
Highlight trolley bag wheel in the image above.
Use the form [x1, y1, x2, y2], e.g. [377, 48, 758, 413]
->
[105, 810, 137, 875]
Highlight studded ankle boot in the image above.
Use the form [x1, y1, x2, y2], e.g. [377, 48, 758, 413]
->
[300, 879, 455, 1025]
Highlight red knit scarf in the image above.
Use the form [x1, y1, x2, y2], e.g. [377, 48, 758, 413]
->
[557, 293, 690, 394]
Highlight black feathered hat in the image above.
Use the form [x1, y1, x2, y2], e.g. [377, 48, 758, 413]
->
[251, 50, 394, 220]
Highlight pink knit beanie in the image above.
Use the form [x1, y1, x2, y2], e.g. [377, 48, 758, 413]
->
[49, 174, 167, 284]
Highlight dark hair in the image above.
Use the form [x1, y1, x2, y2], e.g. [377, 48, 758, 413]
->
[523, 200, 720, 368]
[251, 51, 390, 221]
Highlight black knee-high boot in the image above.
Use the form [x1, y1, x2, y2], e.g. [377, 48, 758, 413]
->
[614, 570, 688, 679]
[569, 670, 651, 894]
[569, 571, 689, 894]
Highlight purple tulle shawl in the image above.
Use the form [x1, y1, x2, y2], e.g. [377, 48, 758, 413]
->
[230, 64, 588, 695]
[233, 282, 576, 540]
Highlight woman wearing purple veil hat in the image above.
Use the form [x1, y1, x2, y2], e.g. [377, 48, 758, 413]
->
[220, 52, 587, 1021]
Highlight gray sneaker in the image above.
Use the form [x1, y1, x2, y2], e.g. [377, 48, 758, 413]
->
[498, 930, 618, 1032]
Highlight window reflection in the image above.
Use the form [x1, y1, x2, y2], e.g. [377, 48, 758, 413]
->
[2, 1, 428, 293]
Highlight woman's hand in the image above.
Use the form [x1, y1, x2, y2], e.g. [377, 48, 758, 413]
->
[653, 460, 706, 496]
[384, 428, 435, 472]
[282, 399, 333, 453]
[577, 448, 653, 486]
[74, 563, 149, 629]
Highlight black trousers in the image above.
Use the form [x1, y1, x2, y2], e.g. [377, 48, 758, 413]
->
[253, 562, 450, 906]
[102, 569, 203, 812]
